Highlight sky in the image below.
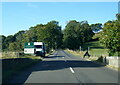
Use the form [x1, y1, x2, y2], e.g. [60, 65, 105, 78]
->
[2, 2, 118, 36]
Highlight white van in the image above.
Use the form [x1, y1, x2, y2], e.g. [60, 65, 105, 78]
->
[24, 42, 46, 57]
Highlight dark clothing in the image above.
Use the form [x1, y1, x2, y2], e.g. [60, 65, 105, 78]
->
[83, 51, 90, 57]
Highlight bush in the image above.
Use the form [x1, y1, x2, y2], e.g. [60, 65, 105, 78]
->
[97, 56, 103, 63]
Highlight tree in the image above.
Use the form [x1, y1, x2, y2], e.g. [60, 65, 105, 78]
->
[100, 16, 120, 56]
[63, 20, 94, 50]
[37, 20, 63, 52]
[116, 13, 120, 21]
[5, 35, 15, 43]
[4, 35, 16, 50]
[8, 42, 17, 51]
[14, 30, 25, 51]
[90, 23, 103, 33]
[63, 20, 79, 50]
[22, 27, 37, 43]
[80, 21, 94, 42]
[0, 35, 6, 50]
[14, 30, 25, 41]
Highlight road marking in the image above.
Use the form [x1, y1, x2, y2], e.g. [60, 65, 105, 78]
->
[69, 67, 75, 73]
[62, 57, 64, 58]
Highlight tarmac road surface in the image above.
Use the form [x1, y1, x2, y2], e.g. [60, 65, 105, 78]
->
[6, 50, 119, 85]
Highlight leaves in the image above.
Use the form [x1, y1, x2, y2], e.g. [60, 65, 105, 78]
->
[63, 20, 94, 50]
[100, 19, 120, 56]
[37, 21, 63, 52]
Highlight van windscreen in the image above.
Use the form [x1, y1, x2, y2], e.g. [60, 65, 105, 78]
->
[35, 45, 42, 48]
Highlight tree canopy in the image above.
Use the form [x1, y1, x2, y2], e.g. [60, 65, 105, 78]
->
[100, 14, 120, 56]
[63, 20, 94, 50]
[1, 14, 120, 56]
[1, 20, 63, 53]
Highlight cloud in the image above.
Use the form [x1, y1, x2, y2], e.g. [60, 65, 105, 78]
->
[27, 3, 38, 8]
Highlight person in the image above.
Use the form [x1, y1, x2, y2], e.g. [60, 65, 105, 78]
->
[83, 50, 90, 58]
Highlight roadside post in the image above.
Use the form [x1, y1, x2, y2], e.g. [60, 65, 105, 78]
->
[88, 47, 90, 58]
[88, 47, 90, 51]
[79, 46, 81, 52]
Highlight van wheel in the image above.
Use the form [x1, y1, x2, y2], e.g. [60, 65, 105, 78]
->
[42, 53, 45, 57]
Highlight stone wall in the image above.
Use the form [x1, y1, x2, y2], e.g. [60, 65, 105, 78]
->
[103, 56, 120, 68]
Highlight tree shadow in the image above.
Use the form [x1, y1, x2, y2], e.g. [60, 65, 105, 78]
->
[90, 47, 104, 49]
[2, 56, 106, 84]
[2, 58, 38, 84]
[44, 55, 64, 58]
[2, 58, 34, 71]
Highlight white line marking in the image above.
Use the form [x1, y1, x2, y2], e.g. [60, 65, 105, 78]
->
[69, 67, 75, 73]
[62, 57, 64, 58]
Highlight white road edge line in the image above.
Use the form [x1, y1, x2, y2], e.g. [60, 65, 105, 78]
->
[70, 67, 75, 73]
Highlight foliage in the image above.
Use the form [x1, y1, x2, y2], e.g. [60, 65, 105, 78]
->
[63, 20, 94, 50]
[2, 14, 120, 57]
[100, 15, 120, 56]
[90, 23, 103, 33]
[1, 35, 6, 50]
[37, 21, 63, 52]
[2, 20, 63, 53]
[116, 13, 120, 21]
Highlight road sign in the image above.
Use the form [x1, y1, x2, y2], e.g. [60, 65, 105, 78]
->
[24, 42, 34, 48]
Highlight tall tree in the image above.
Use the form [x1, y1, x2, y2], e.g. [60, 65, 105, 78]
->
[37, 21, 63, 52]
[1, 35, 6, 51]
[14, 30, 25, 51]
[63, 20, 94, 50]
[100, 15, 120, 56]
[63, 20, 79, 49]
[4, 35, 15, 51]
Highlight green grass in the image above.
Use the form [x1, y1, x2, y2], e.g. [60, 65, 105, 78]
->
[65, 40, 120, 71]
[2, 51, 55, 83]
[82, 40, 109, 57]
[89, 49, 108, 57]
[66, 40, 109, 58]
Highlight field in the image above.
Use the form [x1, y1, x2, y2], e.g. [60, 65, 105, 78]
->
[66, 40, 108, 57]
[65, 40, 109, 62]
[82, 41, 109, 57]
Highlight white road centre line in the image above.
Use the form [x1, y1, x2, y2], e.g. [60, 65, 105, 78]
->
[69, 67, 75, 73]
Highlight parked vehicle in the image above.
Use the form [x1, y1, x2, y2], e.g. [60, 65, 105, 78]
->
[24, 42, 46, 57]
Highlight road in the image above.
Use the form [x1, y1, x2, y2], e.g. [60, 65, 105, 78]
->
[7, 50, 119, 84]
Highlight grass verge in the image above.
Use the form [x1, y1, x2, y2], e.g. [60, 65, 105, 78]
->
[65, 49, 120, 71]
[2, 55, 42, 83]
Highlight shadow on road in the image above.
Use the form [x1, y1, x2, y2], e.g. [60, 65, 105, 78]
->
[2, 55, 106, 84]
[44, 55, 64, 58]
[32, 59, 105, 71]
[2, 58, 39, 84]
